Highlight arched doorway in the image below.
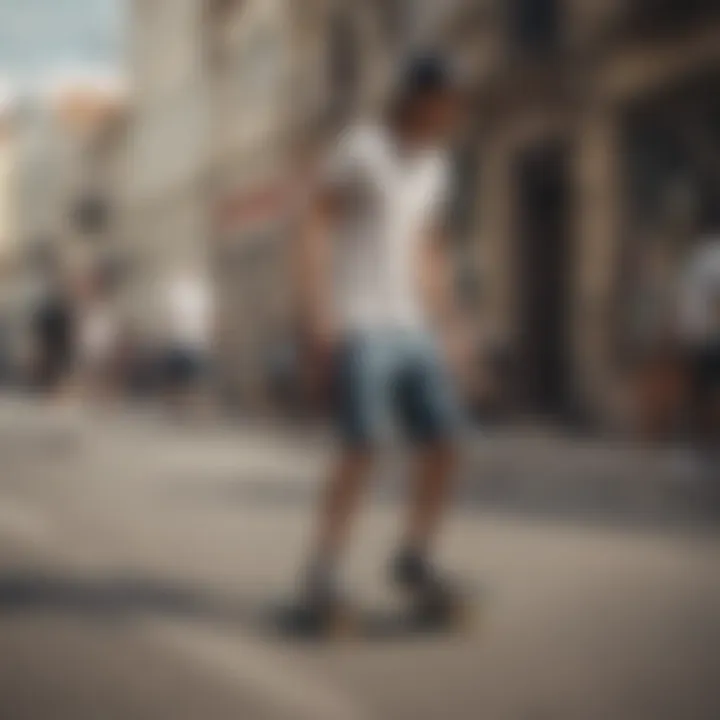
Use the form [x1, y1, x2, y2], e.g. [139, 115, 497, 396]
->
[514, 141, 572, 417]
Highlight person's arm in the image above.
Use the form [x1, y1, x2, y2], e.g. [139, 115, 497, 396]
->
[293, 130, 360, 347]
[294, 191, 338, 347]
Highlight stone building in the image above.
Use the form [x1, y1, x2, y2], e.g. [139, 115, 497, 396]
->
[127, 0, 720, 425]
[0, 84, 126, 379]
[123, 0, 211, 341]
[438, 0, 720, 424]
[123, 0, 432, 409]
[52, 84, 128, 276]
[204, 0, 444, 412]
[124, 0, 300, 405]
[283, 0, 720, 427]
[0, 109, 21, 373]
[0, 111, 16, 270]
[204, 0, 295, 410]
[8, 83, 126, 275]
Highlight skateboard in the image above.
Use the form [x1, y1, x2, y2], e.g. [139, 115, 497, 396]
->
[401, 588, 476, 633]
[276, 588, 479, 640]
[275, 600, 360, 640]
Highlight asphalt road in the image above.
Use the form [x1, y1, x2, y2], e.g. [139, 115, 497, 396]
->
[0, 398, 719, 720]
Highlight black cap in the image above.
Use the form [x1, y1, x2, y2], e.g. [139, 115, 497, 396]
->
[398, 54, 457, 98]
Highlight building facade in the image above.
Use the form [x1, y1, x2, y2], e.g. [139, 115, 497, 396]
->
[9, 84, 126, 276]
[443, 0, 720, 424]
[205, 0, 429, 413]
[0, 112, 16, 270]
[127, 0, 720, 426]
[285, 0, 720, 427]
[123, 0, 211, 341]
[0, 84, 126, 380]
[205, 0, 295, 410]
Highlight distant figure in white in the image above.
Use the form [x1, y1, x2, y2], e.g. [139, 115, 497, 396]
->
[163, 271, 214, 418]
[77, 263, 122, 407]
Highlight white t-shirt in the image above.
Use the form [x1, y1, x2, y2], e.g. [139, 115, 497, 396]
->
[678, 237, 720, 345]
[80, 302, 118, 364]
[165, 276, 213, 351]
[322, 123, 451, 332]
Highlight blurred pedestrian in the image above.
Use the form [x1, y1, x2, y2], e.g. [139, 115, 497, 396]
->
[630, 240, 686, 442]
[76, 261, 123, 407]
[678, 232, 720, 462]
[162, 270, 214, 419]
[293, 55, 470, 630]
[32, 263, 75, 399]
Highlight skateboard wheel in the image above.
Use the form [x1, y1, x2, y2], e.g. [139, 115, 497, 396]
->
[327, 606, 359, 638]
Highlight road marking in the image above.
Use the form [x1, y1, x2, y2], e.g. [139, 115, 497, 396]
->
[152, 619, 369, 720]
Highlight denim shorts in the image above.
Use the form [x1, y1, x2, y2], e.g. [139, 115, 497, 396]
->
[165, 347, 208, 388]
[333, 329, 462, 448]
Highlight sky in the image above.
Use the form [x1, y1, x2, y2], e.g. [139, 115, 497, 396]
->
[0, 0, 122, 94]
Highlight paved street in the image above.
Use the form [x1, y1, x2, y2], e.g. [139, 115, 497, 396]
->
[0, 397, 719, 720]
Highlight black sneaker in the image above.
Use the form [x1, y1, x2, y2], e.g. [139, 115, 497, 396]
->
[282, 567, 357, 638]
[391, 550, 468, 628]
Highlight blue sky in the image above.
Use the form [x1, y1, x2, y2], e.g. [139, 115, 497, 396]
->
[0, 0, 122, 87]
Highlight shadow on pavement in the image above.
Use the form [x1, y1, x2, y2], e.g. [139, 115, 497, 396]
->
[0, 572, 263, 625]
[0, 571, 474, 643]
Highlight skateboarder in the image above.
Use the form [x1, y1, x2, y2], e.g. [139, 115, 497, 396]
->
[295, 55, 469, 629]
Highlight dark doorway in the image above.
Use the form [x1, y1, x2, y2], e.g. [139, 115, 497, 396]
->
[514, 142, 571, 417]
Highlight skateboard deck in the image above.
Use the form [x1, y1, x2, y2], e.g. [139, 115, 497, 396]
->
[274, 592, 481, 640]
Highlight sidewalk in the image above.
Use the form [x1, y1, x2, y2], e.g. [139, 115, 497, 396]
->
[1, 395, 717, 530]
[93, 404, 720, 530]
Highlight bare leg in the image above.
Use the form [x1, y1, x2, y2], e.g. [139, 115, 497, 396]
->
[291, 448, 373, 629]
[391, 441, 463, 619]
[403, 441, 457, 555]
[312, 449, 373, 565]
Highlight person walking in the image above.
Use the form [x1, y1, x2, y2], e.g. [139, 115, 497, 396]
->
[76, 262, 123, 407]
[162, 270, 214, 419]
[32, 265, 75, 399]
[678, 231, 720, 466]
